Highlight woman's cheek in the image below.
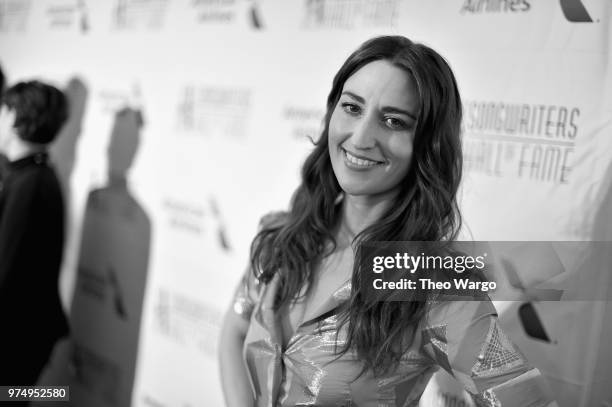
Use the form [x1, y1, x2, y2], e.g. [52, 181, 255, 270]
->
[329, 111, 349, 135]
[386, 133, 414, 160]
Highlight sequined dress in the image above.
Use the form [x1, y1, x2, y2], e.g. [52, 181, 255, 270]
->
[232, 217, 554, 407]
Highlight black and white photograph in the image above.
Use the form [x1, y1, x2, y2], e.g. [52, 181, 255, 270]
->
[0, 1, 611, 406]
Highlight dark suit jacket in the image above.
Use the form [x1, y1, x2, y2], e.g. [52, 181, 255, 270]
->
[0, 152, 69, 385]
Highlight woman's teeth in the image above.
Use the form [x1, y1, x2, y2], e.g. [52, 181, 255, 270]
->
[344, 150, 383, 167]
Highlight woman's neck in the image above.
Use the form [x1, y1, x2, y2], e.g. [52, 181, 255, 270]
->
[5, 138, 46, 162]
[341, 191, 397, 237]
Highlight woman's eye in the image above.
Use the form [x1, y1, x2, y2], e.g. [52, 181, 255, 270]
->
[341, 103, 361, 115]
[384, 117, 408, 130]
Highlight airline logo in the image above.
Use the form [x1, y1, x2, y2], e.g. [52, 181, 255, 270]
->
[559, 0, 593, 22]
[459, 0, 595, 22]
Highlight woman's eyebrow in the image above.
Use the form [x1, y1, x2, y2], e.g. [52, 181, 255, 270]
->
[341, 91, 365, 104]
[342, 90, 418, 121]
[381, 106, 418, 121]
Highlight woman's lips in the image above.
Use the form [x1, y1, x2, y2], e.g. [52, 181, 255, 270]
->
[342, 148, 386, 169]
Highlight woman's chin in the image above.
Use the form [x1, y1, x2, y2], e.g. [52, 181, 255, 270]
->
[338, 183, 379, 197]
[337, 181, 401, 202]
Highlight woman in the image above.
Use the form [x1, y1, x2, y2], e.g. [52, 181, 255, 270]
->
[219, 36, 556, 406]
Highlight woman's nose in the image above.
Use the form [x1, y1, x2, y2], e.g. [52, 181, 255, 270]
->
[349, 114, 377, 149]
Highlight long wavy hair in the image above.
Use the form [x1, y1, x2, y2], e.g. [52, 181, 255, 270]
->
[250, 36, 463, 375]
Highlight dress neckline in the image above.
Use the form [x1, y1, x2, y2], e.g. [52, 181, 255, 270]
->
[297, 278, 351, 329]
[255, 274, 352, 352]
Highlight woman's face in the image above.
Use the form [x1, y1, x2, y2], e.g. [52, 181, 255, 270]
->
[328, 59, 419, 199]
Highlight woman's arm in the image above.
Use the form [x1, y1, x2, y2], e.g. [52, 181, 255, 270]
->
[219, 305, 254, 407]
[219, 212, 285, 406]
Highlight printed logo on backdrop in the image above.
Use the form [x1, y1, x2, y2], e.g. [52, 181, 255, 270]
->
[302, 0, 400, 29]
[283, 104, 325, 140]
[463, 100, 580, 185]
[98, 83, 143, 114]
[163, 196, 232, 251]
[460, 0, 597, 22]
[153, 288, 223, 357]
[0, 0, 32, 32]
[559, 0, 593, 22]
[176, 84, 251, 139]
[248, 0, 264, 28]
[45, 0, 89, 32]
[460, 0, 531, 14]
[112, 0, 168, 30]
[77, 265, 129, 318]
[190, 0, 264, 28]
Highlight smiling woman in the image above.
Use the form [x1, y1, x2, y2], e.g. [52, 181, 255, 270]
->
[218, 36, 557, 407]
[329, 60, 417, 197]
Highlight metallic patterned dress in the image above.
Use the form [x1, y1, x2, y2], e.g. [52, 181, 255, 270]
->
[232, 221, 554, 407]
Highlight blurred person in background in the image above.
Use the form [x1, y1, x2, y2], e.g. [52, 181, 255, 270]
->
[0, 80, 69, 386]
[219, 36, 557, 406]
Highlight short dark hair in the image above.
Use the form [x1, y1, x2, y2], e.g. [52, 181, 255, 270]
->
[2, 80, 68, 144]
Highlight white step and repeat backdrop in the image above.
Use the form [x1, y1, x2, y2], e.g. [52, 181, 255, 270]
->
[1, 1, 610, 406]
